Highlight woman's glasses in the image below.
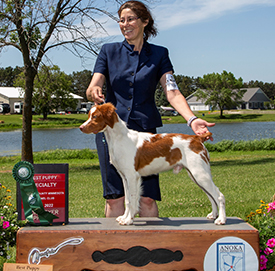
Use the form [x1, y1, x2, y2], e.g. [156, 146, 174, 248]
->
[118, 16, 140, 24]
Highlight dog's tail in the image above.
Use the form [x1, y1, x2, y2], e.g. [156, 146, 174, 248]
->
[199, 132, 212, 142]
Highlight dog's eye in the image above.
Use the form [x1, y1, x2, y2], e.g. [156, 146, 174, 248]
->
[92, 115, 97, 119]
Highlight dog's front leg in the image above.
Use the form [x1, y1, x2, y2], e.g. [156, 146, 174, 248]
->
[116, 173, 141, 225]
[116, 173, 130, 225]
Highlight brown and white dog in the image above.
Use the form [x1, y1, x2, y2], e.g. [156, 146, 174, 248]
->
[80, 103, 226, 226]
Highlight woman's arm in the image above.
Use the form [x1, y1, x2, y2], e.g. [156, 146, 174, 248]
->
[160, 72, 215, 139]
[86, 73, 106, 105]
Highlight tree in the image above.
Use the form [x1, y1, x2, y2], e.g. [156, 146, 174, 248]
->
[155, 82, 168, 107]
[0, 0, 120, 163]
[175, 75, 197, 98]
[0, 66, 23, 86]
[195, 71, 245, 118]
[15, 65, 77, 119]
[69, 70, 93, 101]
[154, 75, 197, 107]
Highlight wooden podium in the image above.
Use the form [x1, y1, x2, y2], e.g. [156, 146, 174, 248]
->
[16, 217, 259, 271]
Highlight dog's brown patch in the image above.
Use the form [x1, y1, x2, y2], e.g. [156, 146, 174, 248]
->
[188, 133, 211, 164]
[200, 149, 210, 164]
[188, 133, 212, 154]
[189, 137, 204, 154]
[80, 103, 118, 134]
[98, 103, 118, 128]
[135, 133, 211, 171]
[134, 134, 183, 171]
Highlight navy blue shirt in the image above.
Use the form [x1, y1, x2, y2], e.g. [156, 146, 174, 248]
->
[93, 39, 174, 130]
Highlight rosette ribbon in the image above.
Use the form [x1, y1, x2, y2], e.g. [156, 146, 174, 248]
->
[13, 161, 58, 225]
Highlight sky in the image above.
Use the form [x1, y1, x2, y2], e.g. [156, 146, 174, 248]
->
[1, 0, 275, 83]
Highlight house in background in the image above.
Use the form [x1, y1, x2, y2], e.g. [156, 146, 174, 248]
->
[0, 87, 24, 113]
[0, 87, 84, 113]
[186, 87, 270, 111]
[240, 88, 270, 109]
[186, 91, 211, 111]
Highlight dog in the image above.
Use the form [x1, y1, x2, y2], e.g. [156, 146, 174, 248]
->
[79, 103, 226, 226]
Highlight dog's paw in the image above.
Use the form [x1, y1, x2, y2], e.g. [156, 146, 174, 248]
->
[116, 215, 133, 225]
[116, 215, 125, 223]
[214, 216, 226, 225]
[119, 217, 133, 225]
[206, 212, 218, 220]
[116, 216, 122, 223]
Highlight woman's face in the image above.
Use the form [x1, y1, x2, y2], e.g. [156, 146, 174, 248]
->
[119, 8, 148, 44]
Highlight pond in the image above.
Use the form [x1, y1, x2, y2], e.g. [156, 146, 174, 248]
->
[0, 122, 275, 156]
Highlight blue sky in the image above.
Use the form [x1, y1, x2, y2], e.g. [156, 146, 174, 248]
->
[1, 0, 275, 83]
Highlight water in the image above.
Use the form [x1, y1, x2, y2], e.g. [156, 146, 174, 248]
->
[0, 122, 275, 156]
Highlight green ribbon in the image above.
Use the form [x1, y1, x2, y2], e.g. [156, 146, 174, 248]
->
[13, 161, 58, 226]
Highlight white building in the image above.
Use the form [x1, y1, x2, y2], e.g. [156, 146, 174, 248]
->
[186, 87, 270, 111]
[186, 91, 210, 111]
[0, 87, 24, 113]
[0, 87, 84, 113]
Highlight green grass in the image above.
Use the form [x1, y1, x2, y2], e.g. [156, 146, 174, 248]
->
[0, 113, 88, 130]
[1, 109, 275, 130]
[0, 148, 274, 220]
[1, 148, 275, 268]
[198, 112, 275, 123]
[162, 110, 275, 124]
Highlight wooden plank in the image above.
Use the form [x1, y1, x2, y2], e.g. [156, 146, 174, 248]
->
[16, 217, 259, 271]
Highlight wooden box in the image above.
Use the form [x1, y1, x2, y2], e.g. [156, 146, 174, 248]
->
[16, 217, 259, 271]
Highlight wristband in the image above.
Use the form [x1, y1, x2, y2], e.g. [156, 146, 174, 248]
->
[187, 116, 198, 127]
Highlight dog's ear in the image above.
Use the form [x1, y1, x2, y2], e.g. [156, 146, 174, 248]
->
[99, 103, 118, 128]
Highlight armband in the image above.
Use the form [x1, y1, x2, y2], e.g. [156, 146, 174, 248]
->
[187, 116, 198, 127]
[165, 74, 179, 91]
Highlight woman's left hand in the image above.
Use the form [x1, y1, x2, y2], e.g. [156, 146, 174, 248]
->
[191, 118, 215, 141]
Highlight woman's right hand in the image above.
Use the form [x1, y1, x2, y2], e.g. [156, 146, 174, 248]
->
[88, 86, 105, 105]
[86, 73, 106, 105]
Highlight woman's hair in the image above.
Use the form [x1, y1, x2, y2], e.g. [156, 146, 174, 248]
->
[118, 0, 158, 41]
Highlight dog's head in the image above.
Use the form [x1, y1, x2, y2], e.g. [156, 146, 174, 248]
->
[79, 103, 118, 134]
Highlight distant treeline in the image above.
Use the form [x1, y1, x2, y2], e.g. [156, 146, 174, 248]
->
[1, 66, 274, 106]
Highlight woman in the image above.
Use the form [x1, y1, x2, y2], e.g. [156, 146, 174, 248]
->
[86, 0, 215, 218]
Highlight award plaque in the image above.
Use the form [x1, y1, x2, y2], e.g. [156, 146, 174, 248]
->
[16, 163, 68, 225]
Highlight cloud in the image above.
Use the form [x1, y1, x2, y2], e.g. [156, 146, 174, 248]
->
[99, 19, 121, 37]
[152, 0, 275, 30]
[92, 0, 275, 38]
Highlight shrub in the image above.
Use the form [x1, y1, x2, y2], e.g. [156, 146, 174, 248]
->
[0, 183, 26, 259]
[247, 197, 275, 270]
[205, 138, 275, 152]
[33, 148, 97, 161]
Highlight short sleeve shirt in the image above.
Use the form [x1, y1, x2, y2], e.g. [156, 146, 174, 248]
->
[93, 39, 174, 130]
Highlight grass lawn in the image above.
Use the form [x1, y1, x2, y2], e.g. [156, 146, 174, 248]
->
[1, 109, 275, 131]
[0, 149, 274, 220]
[163, 110, 275, 124]
[0, 113, 88, 130]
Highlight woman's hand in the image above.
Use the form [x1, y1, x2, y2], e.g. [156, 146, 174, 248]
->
[86, 73, 106, 105]
[190, 118, 215, 141]
[88, 86, 105, 105]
